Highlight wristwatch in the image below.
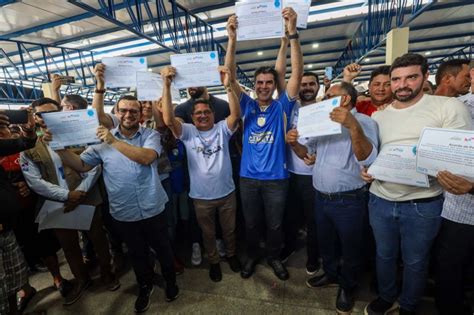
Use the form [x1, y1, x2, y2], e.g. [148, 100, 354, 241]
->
[288, 33, 299, 40]
[95, 89, 106, 94]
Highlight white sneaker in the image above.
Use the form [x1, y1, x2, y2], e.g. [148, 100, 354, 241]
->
[191, 243, 202, 266]
[216, 239, 226, 258]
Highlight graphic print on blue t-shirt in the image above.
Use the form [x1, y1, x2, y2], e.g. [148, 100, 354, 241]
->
[240, 92, 295, 180]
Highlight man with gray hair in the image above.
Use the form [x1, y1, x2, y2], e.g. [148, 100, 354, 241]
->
[287, 81, 379, 314]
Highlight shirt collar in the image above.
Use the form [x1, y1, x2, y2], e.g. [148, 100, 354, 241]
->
[112, 125, 144, 140]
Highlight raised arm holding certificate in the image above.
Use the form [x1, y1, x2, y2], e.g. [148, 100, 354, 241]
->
[235, 0, 283, 41]
[42, 109, 101, 150]
[170, 51, 221, 89]
[297, 96, 342, 138]
[368, 144, 430, 187]
[102, 56, 147, 88]
[416, 127, 474, 181]
[283, 0, 311, 28]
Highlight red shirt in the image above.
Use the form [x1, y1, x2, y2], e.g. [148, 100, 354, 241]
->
[356, 100, 378, 117]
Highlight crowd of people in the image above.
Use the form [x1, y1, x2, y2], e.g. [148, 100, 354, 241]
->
[1, 8, 473, 315]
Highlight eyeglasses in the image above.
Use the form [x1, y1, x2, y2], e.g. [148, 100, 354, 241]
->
[118, 108, 140, 115]
[34, 110, 59, 118]
[193, 110, 213, 116]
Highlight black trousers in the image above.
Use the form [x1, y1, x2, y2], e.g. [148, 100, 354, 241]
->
[283, 173, 319, 265]
[435, 218, 474, 315]
[113, 212, 176, 286]
[240, 177, 288, 261]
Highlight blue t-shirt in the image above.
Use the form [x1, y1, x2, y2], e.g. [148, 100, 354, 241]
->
[240, 92, 296, 180]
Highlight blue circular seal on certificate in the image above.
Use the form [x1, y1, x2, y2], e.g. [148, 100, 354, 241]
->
[332, 98, 338, 106]
[274, 1, 280, 8]
[87, 109, 95, 117]
[412, 145, 417, 156]
[139, 57, 145, 64]
[210, 52, 216, 59]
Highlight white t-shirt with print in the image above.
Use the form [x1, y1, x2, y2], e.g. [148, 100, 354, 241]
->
[180, 120, 235, 200]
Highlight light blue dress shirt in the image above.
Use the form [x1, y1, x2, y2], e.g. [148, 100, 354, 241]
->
[81, 126, 168, 222]
[307, 109, 379, 193]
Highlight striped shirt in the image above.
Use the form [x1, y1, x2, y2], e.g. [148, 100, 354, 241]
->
[442, 193, 474, 225]
[441, 94, 474, 226]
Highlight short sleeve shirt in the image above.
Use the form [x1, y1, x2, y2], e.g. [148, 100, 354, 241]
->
[80, 126, 168, 222]
[180, 120, 235, 199]
[240, 91, 296, 180]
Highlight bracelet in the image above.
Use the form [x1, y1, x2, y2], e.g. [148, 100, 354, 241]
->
[95, 89, 106, 94]
[288, 33, 299, 40]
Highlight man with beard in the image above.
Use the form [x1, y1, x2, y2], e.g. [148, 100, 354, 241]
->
[224, 7, 303, 281]
[175, 87, 230, 123]
[363, 53, 472, 315]
[343, 64, 392, 116]
[53, 95, 179, 313]
[280, 72, 320, 275]
[434, 59, 471, 97]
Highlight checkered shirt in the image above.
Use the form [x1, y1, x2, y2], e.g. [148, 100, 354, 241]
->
[441, 192, 474, 226]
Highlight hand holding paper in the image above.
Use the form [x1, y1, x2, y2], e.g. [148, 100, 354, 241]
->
[42, 109, 101, 150]
[437, 171, 474, 195]
[297, 97, 342, 138]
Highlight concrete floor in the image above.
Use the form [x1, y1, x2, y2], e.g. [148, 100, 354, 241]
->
[24, 246, 439, 315]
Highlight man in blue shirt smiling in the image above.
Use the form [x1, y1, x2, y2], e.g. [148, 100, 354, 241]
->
[54, 95, 178, 313]
[225, 7, 303, 281]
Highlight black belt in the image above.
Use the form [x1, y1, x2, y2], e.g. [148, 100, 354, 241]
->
[317, 187, 367, 201]
[396, 195, 443, 204]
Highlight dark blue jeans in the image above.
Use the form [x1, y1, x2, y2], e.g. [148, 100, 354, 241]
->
[240, 177, 288, 261]
[369, 193, 443, 312]
[315, 188, 368, 290]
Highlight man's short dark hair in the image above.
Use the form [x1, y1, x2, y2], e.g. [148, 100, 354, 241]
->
[191, 98, 215, 114]
[116, 95, 141, 110]
[63, 94, 88, 110]
[390, 53, 428, 75]
[339, 82, 358, 108]
[435, 59, 470, 85]
[31, 97, 60, 110]
[369, 65, 391, 83]
[254, 66, 278, 83]
[302, 71, 320, 85]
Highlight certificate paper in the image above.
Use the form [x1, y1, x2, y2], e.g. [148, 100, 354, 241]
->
[236, 0, 284, 41]
[297, 97, 341, 138]
[36, 200, 96, 231]
[416, 127, 474, 181]
[137, 71, 163, 101]
[170, 51, 221, 89]
[136, 71, 182, 102]
[42, 109, 100, 150]
[103, 57, 147, 88]
[283, 0, 311, 29]
[368, 144, 430, 187]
